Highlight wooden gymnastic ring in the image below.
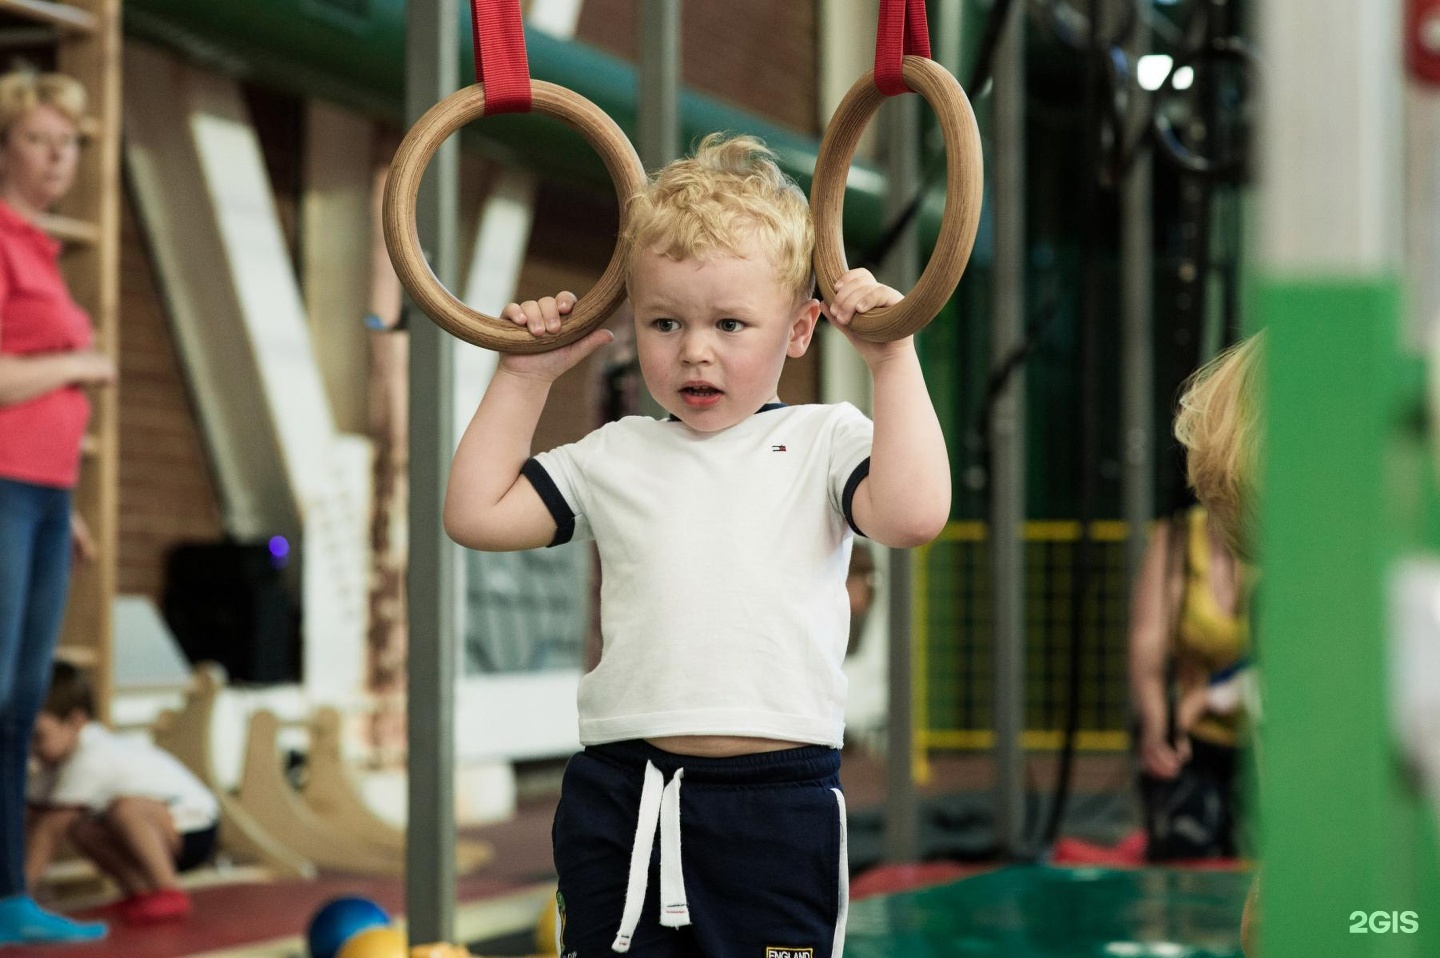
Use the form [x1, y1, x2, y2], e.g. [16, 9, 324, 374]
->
[811, 56, 985, 342]
[384, 82, 646, 353]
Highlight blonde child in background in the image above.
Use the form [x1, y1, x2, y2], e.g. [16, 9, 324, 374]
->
[1175, 334, 1264, 561]
[27, 661, 218, 925]
[444, 134, 951, 956]
[1173, 332, 1265, 955]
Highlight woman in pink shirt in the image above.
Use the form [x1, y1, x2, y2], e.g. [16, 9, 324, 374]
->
[0, 70, 113, 946]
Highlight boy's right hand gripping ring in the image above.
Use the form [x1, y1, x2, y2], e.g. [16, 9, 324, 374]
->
[384, 82, 647, 353]
[811, 56, 985, 343]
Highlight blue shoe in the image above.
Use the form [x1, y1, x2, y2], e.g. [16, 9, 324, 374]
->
[0, 894, 108, 945]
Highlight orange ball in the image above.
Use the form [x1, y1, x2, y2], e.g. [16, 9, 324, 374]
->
[336, 926, 407, 958]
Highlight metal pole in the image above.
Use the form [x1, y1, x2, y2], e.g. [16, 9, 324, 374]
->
[1407, 66, 1440, 345]
[990, 0, 1027, 860]
[883, 93, 922, 866]
[405, 0, 458, 944]
[1121, 5, 1155, 598]
[933, 0, 965, 77]
[636, 0, 679, 421]
[639, 0, 681, 169]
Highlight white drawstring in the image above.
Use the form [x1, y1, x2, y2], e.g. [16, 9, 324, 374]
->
[612, 762, 664, 952]
[611, 762, 690, 952]
[830, 787, 849, 958]
[658, 769, 690, 926]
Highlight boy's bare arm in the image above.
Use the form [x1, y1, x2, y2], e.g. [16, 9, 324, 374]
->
[444, 366, 560, 551]
[854, 343, 952, 547]
[443, 292, 614, 552]
[825, 270, 952, 548]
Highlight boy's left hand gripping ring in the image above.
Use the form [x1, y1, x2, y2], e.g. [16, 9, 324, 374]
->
[384, 82, 646, 353]
[811, 56, 984, 343]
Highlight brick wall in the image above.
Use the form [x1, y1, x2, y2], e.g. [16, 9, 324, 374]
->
[576, 0, 820, 136]
[116, 191, 225, 603]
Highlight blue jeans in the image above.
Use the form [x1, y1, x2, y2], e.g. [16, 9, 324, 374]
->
[0, 478, 71, 896]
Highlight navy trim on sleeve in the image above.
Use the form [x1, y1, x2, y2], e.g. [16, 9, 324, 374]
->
[842, 457, 871, 537]
[520, 458, 576, 546]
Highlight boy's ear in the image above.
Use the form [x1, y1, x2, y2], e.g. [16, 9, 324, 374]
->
[64, 707, 88, 730]
[787, 298, 822, 359]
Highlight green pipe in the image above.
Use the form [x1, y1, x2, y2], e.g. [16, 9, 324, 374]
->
[124, 0, 949, 254]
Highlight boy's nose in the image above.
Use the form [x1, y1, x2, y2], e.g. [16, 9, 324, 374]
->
[679, 333, 712, 364]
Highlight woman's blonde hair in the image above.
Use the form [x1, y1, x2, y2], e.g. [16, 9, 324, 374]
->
[1174, 332, 1265, 558]
[0, 70, 85, 140]
[623, 133, 814, 303]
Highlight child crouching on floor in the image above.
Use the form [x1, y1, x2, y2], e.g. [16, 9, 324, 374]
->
[26, 661, 218, 925]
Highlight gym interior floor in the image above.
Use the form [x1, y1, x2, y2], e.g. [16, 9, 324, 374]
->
[33, 748, 1248, 958]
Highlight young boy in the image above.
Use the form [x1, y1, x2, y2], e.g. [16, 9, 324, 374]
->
[26, 662, 219, 925]
[445, 134, 950, 956]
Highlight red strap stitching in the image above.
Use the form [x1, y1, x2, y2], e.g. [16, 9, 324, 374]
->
[472, 0, 531, 115]
[874, 0, 933, 96]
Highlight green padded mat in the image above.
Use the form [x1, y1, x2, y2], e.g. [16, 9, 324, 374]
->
[845, 865, 1250, 957]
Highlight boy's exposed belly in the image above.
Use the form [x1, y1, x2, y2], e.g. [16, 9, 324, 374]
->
[646, 735, 805, 757]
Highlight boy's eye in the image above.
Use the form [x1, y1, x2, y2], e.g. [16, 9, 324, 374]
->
[653, 318, 678, 332]
[718, 319, 743, 332]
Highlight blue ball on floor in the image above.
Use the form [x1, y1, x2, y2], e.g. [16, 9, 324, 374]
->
[306, 896, 390, 958]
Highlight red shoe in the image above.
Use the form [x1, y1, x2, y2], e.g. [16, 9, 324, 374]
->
[1052, 836, 1147, 867]
[1115, 829, 1148, 858]
[118, 889, 192, 926]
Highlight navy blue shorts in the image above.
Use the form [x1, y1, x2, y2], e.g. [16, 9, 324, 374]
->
[552, 740, 849, 958]
[175, 823, 218, 873]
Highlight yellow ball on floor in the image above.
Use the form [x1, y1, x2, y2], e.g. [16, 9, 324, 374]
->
[336, 926, 408, 958]
[534, 901, 558, 955]
[409, 944, 473, 958]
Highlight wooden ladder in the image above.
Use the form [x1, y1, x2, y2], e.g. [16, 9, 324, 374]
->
[1, 0, 123, 719]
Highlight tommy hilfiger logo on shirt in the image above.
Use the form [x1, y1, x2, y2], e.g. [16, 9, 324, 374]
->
[772, 445, 787, 452]
[764, 949, 814, 958]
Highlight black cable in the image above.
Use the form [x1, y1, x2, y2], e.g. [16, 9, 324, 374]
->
[1150, 36, 1257, 182]
[967, 277, 1061, 485]
[1032, 0, 1253, 856]
[1035, 0, 1105, 854]
[968, 0, 1024, 97]
[855, 0, 1019, 273]
[1033, 0, 1139, 52]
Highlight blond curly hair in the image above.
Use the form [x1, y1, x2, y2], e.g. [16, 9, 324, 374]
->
[0, 70, 85, 141]
[1174, 332, 1265, 558]
[623, 133, 814, 303]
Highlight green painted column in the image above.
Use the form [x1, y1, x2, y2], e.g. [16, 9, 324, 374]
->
[1255, 1, 1440, 955]
[1259, 280, 1437, 956]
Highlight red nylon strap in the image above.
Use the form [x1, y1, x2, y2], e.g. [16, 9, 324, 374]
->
[873, 0, 933, 96]
[472, 0, 532, 114]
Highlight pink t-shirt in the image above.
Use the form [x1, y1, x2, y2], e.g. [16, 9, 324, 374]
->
[0, 199, 93, 489]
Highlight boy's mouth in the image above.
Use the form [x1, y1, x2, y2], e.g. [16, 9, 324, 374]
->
[680, 384, 723, 408]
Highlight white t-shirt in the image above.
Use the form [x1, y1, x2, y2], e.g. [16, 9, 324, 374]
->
[524, 402, 873, 748]
[28, 722, 220, 833]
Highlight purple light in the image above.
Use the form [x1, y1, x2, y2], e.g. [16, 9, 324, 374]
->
[268, 536, 290, 562]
